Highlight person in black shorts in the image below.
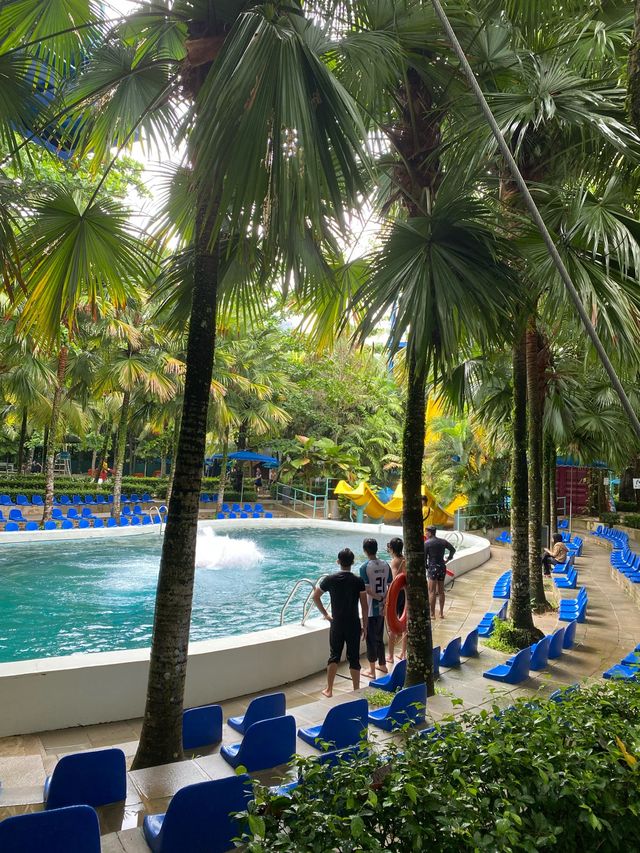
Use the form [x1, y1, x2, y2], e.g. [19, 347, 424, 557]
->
[313, 548, 368, 697]
[424, 525, 456, 619]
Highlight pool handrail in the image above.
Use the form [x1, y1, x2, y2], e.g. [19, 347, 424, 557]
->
[279, 577, 323, 626]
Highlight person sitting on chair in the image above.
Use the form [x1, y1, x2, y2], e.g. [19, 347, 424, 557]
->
[542, 533, 568, 577]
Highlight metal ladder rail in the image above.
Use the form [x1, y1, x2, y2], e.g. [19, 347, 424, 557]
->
[279, 577, 321, 626]
[147, 504, 165, 534]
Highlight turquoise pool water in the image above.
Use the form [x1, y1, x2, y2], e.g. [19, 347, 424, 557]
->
[0, 526, 381, 663]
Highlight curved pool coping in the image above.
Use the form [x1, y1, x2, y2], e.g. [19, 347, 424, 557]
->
[0, 519, 491, 736]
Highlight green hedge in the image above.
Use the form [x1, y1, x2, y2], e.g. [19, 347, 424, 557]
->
[616, 500, 638, 513]
[622, 513, 640, 530]
[242, 683, 640, 851]
[599, 511, 620, 525]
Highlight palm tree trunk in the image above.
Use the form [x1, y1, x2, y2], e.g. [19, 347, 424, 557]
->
[549, 441, 557, 533]
[165, 408, 182, 507]
[42, 346, 68, 522]
[526, 319, 548, 610]
[509, 335, 535, 633]
[216, 426, 231, 513]
[16, 408, 27, 472]
[541, 433, 550, 548]
[132, 195, 219, 769]
[630, 0, 640, 134]
[94, 424, 112, 484]
[402, 351, 434, 696]
[112, 391, 130, 519]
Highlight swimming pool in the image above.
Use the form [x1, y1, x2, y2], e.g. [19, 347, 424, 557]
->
[0, 525, 414, 663]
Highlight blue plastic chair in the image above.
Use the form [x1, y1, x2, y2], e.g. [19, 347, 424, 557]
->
[44, 520, 57, 530]
[0, 494, 13, 505]
[222, 503, 230, 512]
[81, 507, 95, 518]
[25, 520, 39, 531]
[72, 494, 83, 505]
[621, 651, 640, 666]
[0, 805, 101, 853]
[44, 748, 127, 810]
[133, 504, 144, 515]
[52, 508, 64, 520]
[461, 628, 479, 657]
[603, 664, 639, 681]
[106, 517, 117, 527]
[67, 508, 80, 520]
[240, 512, 249, 519]
[243, 503, 253, 513]
[9, 508, 26, 522]
[440, 636, 462, 668]
[265, 512, 273, 518]
[130, 515, 141, 526]
[558, 519, 568, 529]
[512, 635, 550, 672]
[5, 521, 19, 531]
[16, 494, 30, 505]
[78, 518, 90, 528]
[228, 512, 237, 519]
[142, 493, 153, 502]
[107, 494, 114, 503]
[0, 510, 5, 523]
[369, 658, 407, 691]
[96, 494, 106, 504]
[61, 519, 74, 529]
[483, 646, 531, 684]
[142, 515, 152, 525]
[143, 774, 253, 853]
[59, 494, 71, 505]
[182, 704, 223, 750]
[547, 627, 565, 660]
[231, 503, 241, 512]
[32, 494, 44, 506]
[93, 517, 105, 528]
[130, 493, 140, 502]
[368, 683, 426, 732]
[252, 512, 261, 518]
[562, 619, 577, 649]
[254, 504, 264, 512]
[298, 698, 368, 751]
[122, 505, 133, 516]
[221, 715, 296, 771]
[228, 692, 286, 735]
[118, 517, 130, 527]
[84, 494, 95, 504]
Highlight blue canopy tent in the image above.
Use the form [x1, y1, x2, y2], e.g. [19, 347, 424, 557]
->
[205, 451, 279, 502]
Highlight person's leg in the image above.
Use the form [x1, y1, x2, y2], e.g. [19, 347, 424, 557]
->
[324, 625, 343, 698]
[346, 623, 362, 690]
[542, 554, 552, 576]
[363, 616, 377, 678]
[428, 578, 437, 617]
[375, 614, 387, 671]
[437, 579, 446, 618]
[399, 631, 407, 659]
[387, 630, 396, 664]
[324, 663, 338, 698]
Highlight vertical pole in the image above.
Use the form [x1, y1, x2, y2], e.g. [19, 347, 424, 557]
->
[569, 467, 573, 536]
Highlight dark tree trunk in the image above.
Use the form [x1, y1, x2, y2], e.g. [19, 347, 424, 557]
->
[16, 408, 27, 472]
[402, 352, 434, 696]
[112, 391, 130, 519]
[233, 421, 247, 491]
[629, 0, 640, 134]
[42, 425, 49, 467]
[525, 319, 548, 610]
[541, 434, 550, 549]
[216, 425, 231, 513]
[42, 347, 68, 522]
[165, 409, 182, 508]
[509, 336, 536, 634]
[548, 438, 557, 534]
[132, 193, 219, 769]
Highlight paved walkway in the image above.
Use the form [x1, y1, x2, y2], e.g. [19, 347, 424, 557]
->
[1, 534, 638, 850]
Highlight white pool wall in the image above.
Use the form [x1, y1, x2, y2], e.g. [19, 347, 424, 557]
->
[0, 519, 490, 736]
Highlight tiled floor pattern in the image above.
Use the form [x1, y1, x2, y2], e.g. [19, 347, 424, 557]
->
[1, 533, 638, 850]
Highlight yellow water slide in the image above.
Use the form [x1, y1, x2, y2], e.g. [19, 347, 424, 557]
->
[334, 481, 466, 527]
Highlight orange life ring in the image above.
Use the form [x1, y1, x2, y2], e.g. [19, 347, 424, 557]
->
[386, 573, 407, 634]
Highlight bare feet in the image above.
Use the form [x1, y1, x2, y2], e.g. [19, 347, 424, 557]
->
[396, 654, 405, 661]
[322, 687, 333, 698]
[362, 670, 376, 679]
[376, 665, 388, 673]
[386, 656, 394, 664]
[439, 613, 445, 619]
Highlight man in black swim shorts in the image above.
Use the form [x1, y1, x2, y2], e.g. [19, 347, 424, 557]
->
[424, 525, 456, 619]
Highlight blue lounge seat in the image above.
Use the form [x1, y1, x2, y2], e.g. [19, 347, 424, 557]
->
[4, 521, 19, 531]
[32, 494, 44, 506]
[93, 517, 105, 528]
[16, 494, 30, 506]
[131, 515, 141, 525]
[440, 636, 462, 668]
[547, 627, 565, 660]
[96, 494, 106, 504]
[84, 494, 95, 504]
[67, 508, 80, 520]
[369, 658, 407, 691]
[44, 520, 57, 530]
[221, 715, 296, 771]
[367, 683, 426, 731]
[603, 664, 639, 681]
[106, 517, 117, 527]
[143, 774, 252, 853]
[72, 494, 83, 505]
[61, 519, 74, 529]
[483, 646, 531, 684]
[182, 704, 223, 750]
[298, 698, 368, 751]
[562, 619, 578, 649]
[9, 508, 26, 522]
[78, 518, 90, 528]
[461, 628, 479, 657]
[0, 805, 101, 853]
[25, 521, 39, 531]
[44, 748, 127, 809]
[228, 692, 286, 735]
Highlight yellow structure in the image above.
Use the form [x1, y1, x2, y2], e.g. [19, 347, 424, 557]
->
[334, 481, 466, 527]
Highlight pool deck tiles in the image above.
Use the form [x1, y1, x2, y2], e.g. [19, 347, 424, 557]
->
[1, 531, 639, 849]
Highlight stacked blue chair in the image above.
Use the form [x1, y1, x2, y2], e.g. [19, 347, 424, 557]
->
[554, 566, 578, 589]
[483, 647, 531, 684]
[182, 704, 223, 750]
[16, 494, 30, 506]
[221, 715, 296, 771]
[495, 531, 511, 544]
[566, 536, 583, 557]
[367, 683, 426, 731]
[590, 524, 603, 537]
[228, 692, 286, 734]
[143, 774, 253, 853]
[461, 628, 479, 657]
[439, 636, 462, 668]
[559, 588, 588, 623]
[9, 508, 26, 522]
[477, 600, 508, 637]
[44, 748, 127, 809]
[370, 658, 406, 691]
[298, 698, 368, 750]
[0, 805, 101, 853]
[492, 570, 511, 599]
[552, 553, 575, 573]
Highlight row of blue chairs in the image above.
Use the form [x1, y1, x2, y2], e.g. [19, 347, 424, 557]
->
[3, 513, 167, 532]
[603, 643, 640, 681]
[562, 533, 583, 557]
[199, 493, 219, 502]
[590, 524, 628, 548]
[554, 563, 578, 589]
[559, 587, 588, 622]
[478, 600, 508, 637]
[0, 492, 155, 507]
[492, 570, 511, 599]
[217, 511, 273, 520]
[483, 620, 578, 684]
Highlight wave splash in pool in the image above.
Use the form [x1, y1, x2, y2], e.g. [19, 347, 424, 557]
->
[195, 527, 264, 571]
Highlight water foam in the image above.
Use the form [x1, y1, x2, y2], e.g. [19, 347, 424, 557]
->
[195, 527, 264, 571]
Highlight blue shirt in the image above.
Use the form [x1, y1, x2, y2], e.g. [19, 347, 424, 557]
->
[359, 558, 393, 617]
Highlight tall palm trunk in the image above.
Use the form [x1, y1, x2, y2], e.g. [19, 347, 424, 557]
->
[216, 425, 231, 513]
[42, 346, 68, 522]
[133, 192, 219, 769]
[630, 0, 640, 134]
[402, 352, 434, 695]
[510, 335, 535, 634]
[165, 408, 182, 508]
[16, 408, 27, 472]
[548, 441, 557, 533]
[541, 434, 550, 535]
[112, 390, 130, 518]
[525, 319, 548, 609]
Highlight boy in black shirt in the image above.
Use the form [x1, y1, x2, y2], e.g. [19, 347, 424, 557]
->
[313, 548, 368, 697]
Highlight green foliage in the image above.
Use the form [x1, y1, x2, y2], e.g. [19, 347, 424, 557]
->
[600, 511, 620, 525]
[621, 514, 640, 530]
[616, 501, 638, 513]
[482, 619, 533, 654]
[242, 683, 640, 851]
[362, 688, 393, 708]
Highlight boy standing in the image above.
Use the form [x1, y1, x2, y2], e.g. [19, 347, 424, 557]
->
[359, 538, 393, 679]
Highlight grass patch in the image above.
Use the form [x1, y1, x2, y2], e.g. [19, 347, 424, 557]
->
[482, 618, 535, 653]
[363, 688, 393, 707]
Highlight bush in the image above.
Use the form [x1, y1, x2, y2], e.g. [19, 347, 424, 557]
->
[482, 618, 534, 653]
[616, 501, 638, 513]
[600, 512, 620, 525]
[242, 683, 640, 851]
[622, 514, 640, 530]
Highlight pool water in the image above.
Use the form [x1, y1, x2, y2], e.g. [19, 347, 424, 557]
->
[0, 526, 381, 663]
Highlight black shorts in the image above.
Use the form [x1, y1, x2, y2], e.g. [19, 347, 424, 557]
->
[396, 589, 406, 618]
[427, 565, 446, 582]
[328, 621, 361, 670]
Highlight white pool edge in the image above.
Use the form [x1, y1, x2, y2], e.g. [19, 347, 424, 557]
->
[0, 519, 491, 736]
